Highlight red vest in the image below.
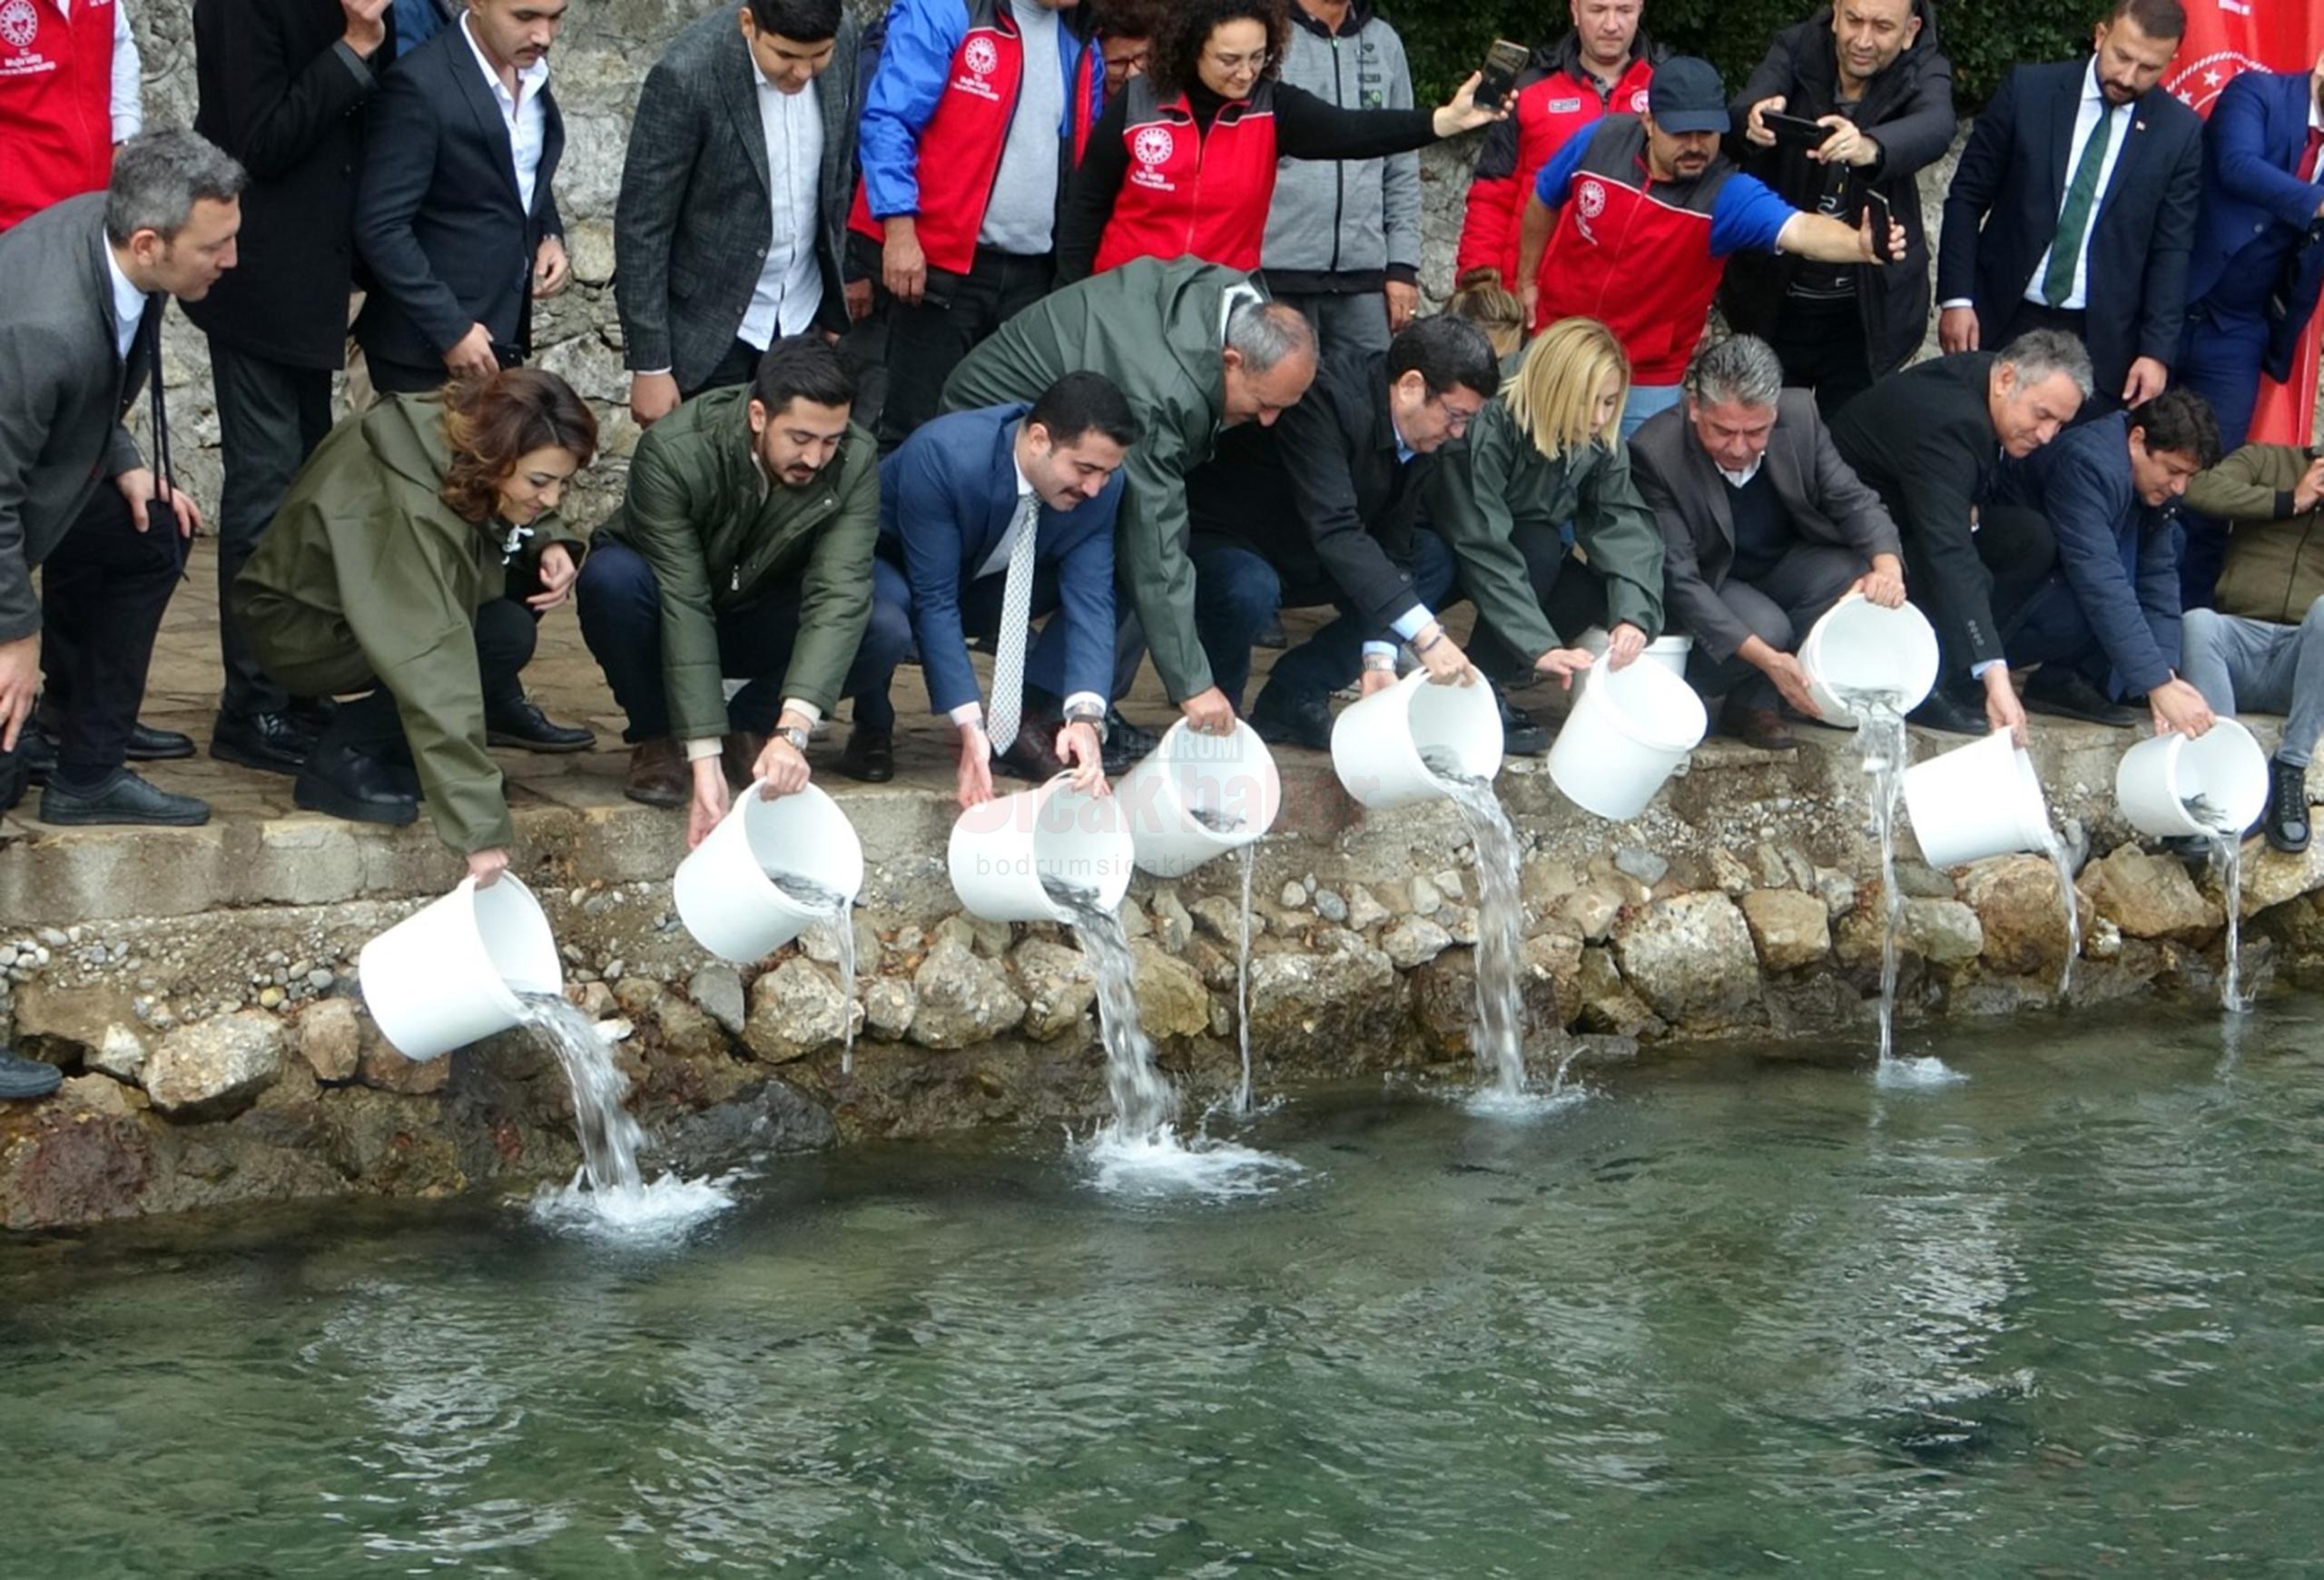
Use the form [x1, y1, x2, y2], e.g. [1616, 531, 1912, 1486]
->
[1538, 116, 1736, 384]
[0, 0, 117, 231]
[1090, 79, 1279, 276]
[848, 0, 1027, 277]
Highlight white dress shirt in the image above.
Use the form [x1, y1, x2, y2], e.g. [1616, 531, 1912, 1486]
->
[103, 244, 146, 361]
[949, 455, 1103, 729]
[461, 12, 549, 213]
[739, 61, 826, 350]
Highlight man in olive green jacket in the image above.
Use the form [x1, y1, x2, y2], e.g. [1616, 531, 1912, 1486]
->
[577, 336, 902, 844]
[2188, 442, 2324, 626]
[940, 257, 1320, 737]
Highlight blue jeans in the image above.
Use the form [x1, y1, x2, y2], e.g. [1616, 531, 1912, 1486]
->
[2175, 301, 2275, 610]
[1620, 381, 1684, 440]
[2182, 600, 2324, 768]
[575, 540, 912, 740]
[1191, 528, 1457, 711]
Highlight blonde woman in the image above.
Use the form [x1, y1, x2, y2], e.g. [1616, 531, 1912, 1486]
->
[1447, 269, 1527, 361]
[1435, 316, 1667, 754]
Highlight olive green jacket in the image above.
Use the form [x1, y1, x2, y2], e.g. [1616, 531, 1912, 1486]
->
[2185, 443, 2324, 626]
[942, 257, 1254, 703]
[1432, 399, 1665, 663]
[595, 385, 881, 742]
[232, 395, 584, 855]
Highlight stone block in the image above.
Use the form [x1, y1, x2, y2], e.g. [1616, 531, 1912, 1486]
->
[1382, 916, 1452, 970]
[2080, 845, 2222, 943]
[1611, 893, 1760, 1027]
[1010, 939, 1095, 1041]
[907, 939, 1025, 1050]
[1961, 854, 2083, 978]
[1131, 940, 1210, 1040]
[744, 959, 852, 1062]
[296, 999, 362, 1082]
[1738, 889, 1832, 973]
[144, 1012, 285, 1119]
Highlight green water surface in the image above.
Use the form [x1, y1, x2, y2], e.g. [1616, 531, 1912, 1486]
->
[5, 1000, 2323, 1576]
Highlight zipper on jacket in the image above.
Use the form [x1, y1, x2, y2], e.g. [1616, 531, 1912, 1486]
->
[1330, 35, 1346, 275]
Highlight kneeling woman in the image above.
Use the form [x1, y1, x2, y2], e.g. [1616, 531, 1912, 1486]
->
[233, 370, 597, 884]
[1441, 317, 1668, 755]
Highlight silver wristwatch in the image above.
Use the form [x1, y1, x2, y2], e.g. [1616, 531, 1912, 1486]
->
[1062, 701, 1108, 742]
[775, 725, 811, 754]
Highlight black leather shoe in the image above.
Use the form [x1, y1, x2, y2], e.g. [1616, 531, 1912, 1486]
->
[1909, 686, 1993, 736]
[1103, 707, 1159, 763]
[2263, 754, 2310, 854]
[0, 746, 23, 814]
[0, 1047, 61, 1101]
[995, 728, 1068, 784]
[836, 726, 894, 783]
[210, 709, 316, 775]
[17, 722, 55, 785]
[293, 741, 419, 826]
[1499, 696, 1550, 755]
[126, 722, 195, 761]
[39, 768, 210, 827]
[1256, 614, 1289, 650]
[486, 695, 596, 753]
[1246, 685, 1334, 751]
[2023, 668, 2141, 726]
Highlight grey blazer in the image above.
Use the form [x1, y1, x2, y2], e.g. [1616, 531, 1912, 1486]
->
[0, 193, 151, 644]
[614, 10, 861, 390]
[1629, 389, 1902, 663]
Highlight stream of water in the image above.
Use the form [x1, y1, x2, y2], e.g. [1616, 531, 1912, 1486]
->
[769, 872, 857, 1074]
[1420, 747, 1544, 1109]
[1187, 806, 1257, 1115]
[2181, 793, 2248, 1013]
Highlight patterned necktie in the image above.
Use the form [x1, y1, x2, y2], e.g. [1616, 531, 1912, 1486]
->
[2043, 104, 2116, 307]
[2299, 126, 2321, 185]
[984, 495, 1041, 755]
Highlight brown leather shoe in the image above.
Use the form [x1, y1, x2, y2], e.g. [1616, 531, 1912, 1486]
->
[720, 731, 766, 790]
[624, 737, 689, 807]
[1722, 697, 1799, 752]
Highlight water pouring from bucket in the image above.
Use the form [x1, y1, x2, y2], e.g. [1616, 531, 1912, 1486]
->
[1118, 718, 1281, 877]
[2116, 720, 2267, 1012]
[1799, 596, 1939, 726]
[1328, 667, 1502, 810]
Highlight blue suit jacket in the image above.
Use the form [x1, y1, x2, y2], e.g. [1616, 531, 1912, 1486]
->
[877, 404, 1119, 716]
[2000, 411, 2181, 696]
[2186, 68, 2324, 381]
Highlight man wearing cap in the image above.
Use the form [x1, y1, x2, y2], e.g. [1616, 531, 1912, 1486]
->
[1514, 54, 1904, 437]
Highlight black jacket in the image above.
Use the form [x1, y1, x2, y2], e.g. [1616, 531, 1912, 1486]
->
[1827, 351, 2008, 671]
[353, 19, 565, 370]
[1935, 56, 2202, 398]
[1185, 344, 1439, 628]
[184, 0, 390, 369]
[1722, 0, 1955, 380]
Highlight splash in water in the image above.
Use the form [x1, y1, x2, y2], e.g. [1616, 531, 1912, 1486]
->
[770, 871, 857, 1073]
[517, 992, 734, 1238]
[1418, 746, 1534, 1101]
[1187, 806, 1257, 1115]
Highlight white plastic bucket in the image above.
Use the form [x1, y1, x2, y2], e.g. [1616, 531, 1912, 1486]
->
[358, 874, 564, 1061]
[1902, 728, 2053, 867]
[673, 782, 864, 963]
[1799, 595, 1940, 726]
[1547, 656, 1710, 820]
[2114, 718, 2268, 838]
[948, 776, 1135, 923]
[1328, 667, 1503, 809]
[1575, 627, 1695, 680]
[1118, 719, 1282, 877]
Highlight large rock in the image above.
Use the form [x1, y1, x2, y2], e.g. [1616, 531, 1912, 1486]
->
[2237, 836, 2324, 918]
[1190, 895, 1263, 945]
[1523, 931, 1584, 1027]
[1961, 854, 2083, 978]
[908, 938, 1027, 1050]
[861, 976, 917, 1042]
[12, 983, 147, 1078]
[1130, 940, 1209, 1040]
[1738, 889, 1831, 973]
[296, 998, 362, 1082]
[1573, 946, 1663, 1038]
[1246, 940, 1396, 1062]
[1381, 916, 1453, 970]
[649, 1077, 837, 1175]
[142, 1012, 285, 1119]
[743, 958, 854, 1062]
[1904, 897, 1984, 963]
[0, 1086, 153, 1229]
[2080, 845, 2223, 942]
[688, 964, 748, 1038]
[1610, 893, 1761, 1026]
[1009, 938, 1096, 1041]
[356, 1032, 452, 1096]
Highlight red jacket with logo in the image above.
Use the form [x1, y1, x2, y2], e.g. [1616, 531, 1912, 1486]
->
[1089, 77, 1279, 275]
[1454, 34, 1656, 305]
[0, 0, 116, 230]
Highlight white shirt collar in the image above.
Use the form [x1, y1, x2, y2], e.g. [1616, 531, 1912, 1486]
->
[1010, 448, 1036, 501]
[462, 12, 548, 106]
[2310, 91, 2323, 136]
[1717, 455, 1764, 489]
[103, 245, 147, 360]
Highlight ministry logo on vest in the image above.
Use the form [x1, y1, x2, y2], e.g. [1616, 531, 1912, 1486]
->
[0, 0, 40, 51]
[1128, 123, 1177, 190]
[950, 32, 1004, 102]
[1574, 177, 1608, 243]
[1628, 88, 1650, 113]
[964, 36, 999, 76]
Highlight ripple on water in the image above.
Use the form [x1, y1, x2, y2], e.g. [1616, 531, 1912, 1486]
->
[1074, 1126, 1306, 1199]
[1875, 1054, 1970, 1090]
[1461, 1082, 1594, 1121]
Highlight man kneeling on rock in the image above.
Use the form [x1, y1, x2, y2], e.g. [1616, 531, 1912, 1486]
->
[1630, 334, 1906, 750]
[576, 336, 907, 842]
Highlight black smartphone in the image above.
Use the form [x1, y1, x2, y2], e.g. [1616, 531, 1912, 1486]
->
[1475, 39, 1530, 112]
[1862, 189, 1897, 258]
[1761, 110, 1831, 144]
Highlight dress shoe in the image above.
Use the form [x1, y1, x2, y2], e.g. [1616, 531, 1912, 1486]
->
[836, 726, 894, 782]
[1103, 707, 1159, 762]
[485, 695, 596, 753]
[994, 727, 1068, 784]
[2022, 668, 2141, 726]
[126, 722, 195, 761]
[1498, 695, 1550, 755]
[1721, 696, 1798, 752]
[16, 722, 55, 785]
[0, 1047, 61, 1102]
[1256, 614, 1289, 650]
[720, 730, 766, 791]
[1908, 685, 1993, 736]
[40, 767, 210, 827]
[1246, 686, 1334, 752]
[210, 709, 316, 775]
[2262, 754, 2311, 854]
[0, 747, 23, 814]
[292, 740, 419, 826]
[624, 737, 689, 808]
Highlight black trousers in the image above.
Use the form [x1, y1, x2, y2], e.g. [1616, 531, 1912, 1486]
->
[876, 247, 1052, 451]
[1903, 504, 2059, 686]
[1769, 296, 1876, 425]
[318, 597, 536, 764]
[1685, 543, 1866, 709]
[1468, 521, 1621, 685]
[366, 356, 452, 397]
[211, 341, 336, 716]
[686, 337, 763, 399]
[38, 482, 184, 786]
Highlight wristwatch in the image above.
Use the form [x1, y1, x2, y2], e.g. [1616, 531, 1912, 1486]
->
[1062, 700, 1108, 742]
[775, 725, 811, 754]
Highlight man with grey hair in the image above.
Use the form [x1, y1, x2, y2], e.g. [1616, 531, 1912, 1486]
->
[943, 257, 1320, 738]
[0, 128, 244, 840]
[1829, 330, 2090, 739]
[1631, 333, 1905, 750]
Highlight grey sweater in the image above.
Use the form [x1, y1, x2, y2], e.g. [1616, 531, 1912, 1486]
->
[1260, 0, 1420, 292]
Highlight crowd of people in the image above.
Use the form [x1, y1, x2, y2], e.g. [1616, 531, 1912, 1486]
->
[1, 0, 2322, 938]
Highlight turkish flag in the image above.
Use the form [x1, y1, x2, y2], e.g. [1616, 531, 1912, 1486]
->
[2167, 3, 2324, 443]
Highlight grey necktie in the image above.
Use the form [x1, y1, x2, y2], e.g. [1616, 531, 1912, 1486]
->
[985, 495, 1041, 754]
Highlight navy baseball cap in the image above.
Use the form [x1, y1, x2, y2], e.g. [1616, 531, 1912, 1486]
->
[1649, 56, 1730, 134]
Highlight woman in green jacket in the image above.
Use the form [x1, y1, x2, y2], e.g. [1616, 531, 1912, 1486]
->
[233, 370, 597, 886]
[1441, 316, 1668, 754]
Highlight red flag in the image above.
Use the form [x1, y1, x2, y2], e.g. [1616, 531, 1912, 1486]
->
[2167, 3, 2324, 443]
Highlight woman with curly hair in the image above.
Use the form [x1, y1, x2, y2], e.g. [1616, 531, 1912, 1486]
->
[1056, 0, 1502, 282]
[232, 369, 598, 883]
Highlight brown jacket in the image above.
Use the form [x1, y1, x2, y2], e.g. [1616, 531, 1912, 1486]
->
[2186, 443, 2324, 624]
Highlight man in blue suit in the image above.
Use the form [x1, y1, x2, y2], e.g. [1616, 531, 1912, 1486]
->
[862, 371, 1137, 807]
[1935, 0, 2202, 412]
[2174, 55, 2324, 608]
